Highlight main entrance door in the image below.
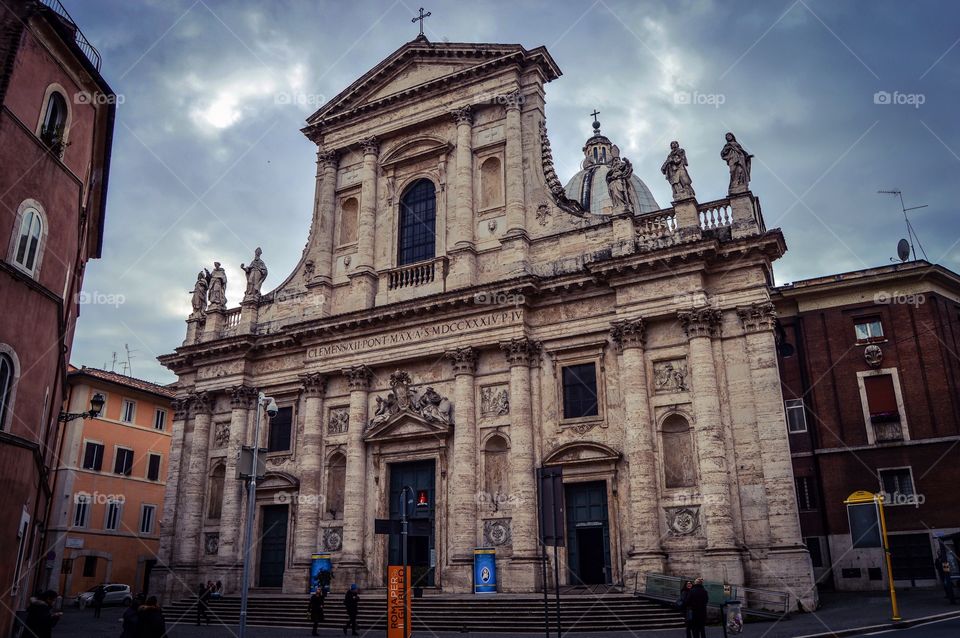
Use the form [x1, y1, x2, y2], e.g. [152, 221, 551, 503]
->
[389, 460, 436, 587]
[258, 504, 288, 587]
[564, 481, 611, 585]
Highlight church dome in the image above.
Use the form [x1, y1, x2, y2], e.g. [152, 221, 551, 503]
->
[562, 118, 660, 214]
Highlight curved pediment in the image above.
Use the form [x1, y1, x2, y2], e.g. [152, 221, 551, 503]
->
[258, 471, 300, 491]
[364, 410, 451, 443]
[543, 441, 621, 466]
[380, 136, 451, 168]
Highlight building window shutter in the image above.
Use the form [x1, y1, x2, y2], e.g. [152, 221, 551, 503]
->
[267, 406, 293, 452]
[864, 375, 899, 422]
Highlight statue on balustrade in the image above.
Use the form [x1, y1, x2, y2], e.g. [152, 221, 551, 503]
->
[207, 262, 227, 311]
[189, 270, 209, 317]
[661, 141, 695, 201]
[721, 132, 753, 194]
[241, 247, 268, 302]
[606, 155, 634, 212]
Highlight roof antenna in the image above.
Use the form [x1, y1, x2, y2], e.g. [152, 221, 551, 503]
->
[123, 343, 137, 376]
[878, 189, 928, 263]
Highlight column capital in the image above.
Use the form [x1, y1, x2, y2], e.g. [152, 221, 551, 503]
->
[299, 372, 327, 397]
[500, 337, 541, 367]
[503, 90, 523, 112]
[317, 148, 339, 169]
[736, 301, 777, 333]
[678, 307, 722, 339]
[229, 384, 258, 409]
[172, 397, 191, 421]
[451, 105, 473, 126]
[444, 346, 478, 375]
[342, 365, 373, 391]
[358, 136, 379, 157]
[610, 318, 646, 350]
[189, 390, 213, 416]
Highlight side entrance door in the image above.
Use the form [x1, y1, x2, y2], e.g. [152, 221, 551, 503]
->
[258, 504, 289, 587]
[564, 481, 611, 585]
[389, 460, 436, 587]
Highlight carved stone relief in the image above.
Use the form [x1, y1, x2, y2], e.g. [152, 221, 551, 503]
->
[328, 408, 349, 435]
[864, 344, 883, 368]
[483, 518, 512, 547]
[204, 533, 220, 555]
[653, 358, 689, 394]
[664, 506, 701, 536]
[480, 385, 510, 417]
[323, 527, 343, 552]
[368, 370, 453, 429]
[213, 420, 230, 448]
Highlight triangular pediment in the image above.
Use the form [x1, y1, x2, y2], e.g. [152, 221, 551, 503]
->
[543, 442, 621, 466]
[364, 410, 451, 443]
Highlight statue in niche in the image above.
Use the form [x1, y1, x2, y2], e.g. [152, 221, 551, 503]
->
[606, 156, 634, 212]
[207, 262, 227, 310]
[720, 132, 752, 194]
[241, 247, 268, 301]
[661, 141, 695, 200]
[190, 270, 209, 316]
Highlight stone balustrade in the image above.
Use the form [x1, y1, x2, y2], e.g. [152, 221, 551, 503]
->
[384, 256, 447, 291]
[698, 199, 733, 230]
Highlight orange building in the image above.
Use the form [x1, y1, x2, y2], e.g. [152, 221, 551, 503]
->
[44, 366, 174, 598]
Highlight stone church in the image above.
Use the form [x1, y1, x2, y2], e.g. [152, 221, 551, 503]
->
[155, 34, 816, 606]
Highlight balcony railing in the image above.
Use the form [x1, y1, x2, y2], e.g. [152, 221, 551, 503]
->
[698, 200, 733, 230]
[39, 0, 102, 71]
[635, 210, 677, 243]
[224, 308, 241, 328]
[386, 257, 447, 291]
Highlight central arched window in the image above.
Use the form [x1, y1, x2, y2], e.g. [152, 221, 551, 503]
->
[40, 91, 68, 152]
[397, 179, 436, 266]
[0, 353, 14, 431]
[13, 207, 43, 275]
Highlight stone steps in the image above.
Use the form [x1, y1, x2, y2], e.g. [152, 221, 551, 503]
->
[166, 594, 685, 632]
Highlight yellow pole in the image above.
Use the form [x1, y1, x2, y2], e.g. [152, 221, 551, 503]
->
[875, 493, 901, 621]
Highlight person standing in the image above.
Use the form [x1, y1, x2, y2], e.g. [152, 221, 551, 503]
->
[681, 578, 709, 638]
[937, 552, 957, 604]
[120, 597, 141, 638]
[92, 584, 106, 619]
[25, 590, 62, 638]
[676, 580, 695, 638]
[136, 596, 166, 638]
[342, 584, 359, 636]
[309, 588, 326, 636]
[196, 582, 211, 625]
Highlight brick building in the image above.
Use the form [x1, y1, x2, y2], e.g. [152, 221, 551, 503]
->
[45, 366, 174, 599]
[0, 0, 114, 630]
[774, 260, 960, 591]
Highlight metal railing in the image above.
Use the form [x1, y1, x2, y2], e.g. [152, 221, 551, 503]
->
[39, 0, 102, 71]
[637, 573, 790, 619]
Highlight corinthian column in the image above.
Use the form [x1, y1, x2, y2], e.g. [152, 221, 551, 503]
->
[340, 365, 372, 564]
[158, 397, 191, 566]
[678, 308, 743, 584]
[218, 385, 256, 564]
[308, 149, 339, 291]
[499, 338, 540, 559]
[177, 392, 213, 566]
[294, 373, 326, 564]
[610, 319, 665, 578]
[448, 107, 477, 288]
[503, 93, 525, 235]
[444, 347, 478, 579]
[351, 137, 379, 309]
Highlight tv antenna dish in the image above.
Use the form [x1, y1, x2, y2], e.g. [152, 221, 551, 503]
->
[878, 189, 928, 262]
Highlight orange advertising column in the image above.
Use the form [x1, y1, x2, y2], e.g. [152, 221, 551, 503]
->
[387, 566, 411, 638]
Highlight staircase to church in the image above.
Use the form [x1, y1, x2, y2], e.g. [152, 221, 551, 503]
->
[165, 593, 685, 632]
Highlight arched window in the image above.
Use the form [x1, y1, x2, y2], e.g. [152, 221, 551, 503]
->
[661, 414, 696, 488]
[40, 92, 68, 152]
[483, 435, 510, 510]
[13, 208, 43, 275]
[325, 453, 346, 520]
[479, 156, 503, 209]
[397, 179, 436, 266]
[339, 197, 358, 245]
[0, 353, 15, 432]
[207, 465, 225, 519]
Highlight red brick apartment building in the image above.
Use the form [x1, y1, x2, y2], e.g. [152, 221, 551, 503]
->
[0, 0, 114, 632]
[774, 261, 960, 591]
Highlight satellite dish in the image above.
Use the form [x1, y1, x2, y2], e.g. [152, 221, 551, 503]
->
[896, 238, 910, 263]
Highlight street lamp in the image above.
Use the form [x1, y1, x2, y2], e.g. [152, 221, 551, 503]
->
[238, 392, 277, 638]
[58, 393, 105, 422]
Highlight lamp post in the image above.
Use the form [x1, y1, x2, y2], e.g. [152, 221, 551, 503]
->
[58, 393, 105, 422]
[238, 392, 276, 638]
[399, 486, 412, 638]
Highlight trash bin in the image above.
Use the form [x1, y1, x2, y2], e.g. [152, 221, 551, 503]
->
[723, 600, 744, 636]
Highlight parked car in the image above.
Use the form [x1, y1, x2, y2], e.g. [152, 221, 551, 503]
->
[76, 584, 132, 607]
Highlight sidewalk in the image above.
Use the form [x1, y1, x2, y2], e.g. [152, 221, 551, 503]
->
[53, 587, 960, 638]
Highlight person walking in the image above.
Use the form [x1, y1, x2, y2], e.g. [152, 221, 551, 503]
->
[342, 584, 359, 636]
[92, 584, 106, 619]
[937, 552, 957, 604]
[681, 577, 709, 638]
[677, 580, 695, 638]
[120, 597, 142, 638]
[309, 587, 326, 636]
[136, 596, 167, 638]
[24, 590, 62, 638]
[196, 581, 211, 625]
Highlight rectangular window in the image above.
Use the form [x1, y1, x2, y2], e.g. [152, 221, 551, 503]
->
[795, 476, 818, 511]
[121, 399, 136, 423]
[879, 467, 916, 505]
[804, 537, 824, 568]
[82, 441, 104, 471]
[60, 559, 72, 575]
[114, 448, 134, 476]
[154, 409, 167, 430]
[785, 398, 808, 433]
[104, 500, 122, 531]
[267, 406, 293, 452]
[82, 555, 97, 578]
[140, 504, 156, 534]
[562, 363, 599, 420]
[855, 318, 884, 343]
[73, 495, 90, 527]
[147, 453, 162, 481]
[864, 374, 903, 442]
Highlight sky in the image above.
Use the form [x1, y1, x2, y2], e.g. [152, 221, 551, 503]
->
[62, 0, 960, 384]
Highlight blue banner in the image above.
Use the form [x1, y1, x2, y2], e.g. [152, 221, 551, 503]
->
[310, 553, 332, 594]
[474, 548, 496, 594]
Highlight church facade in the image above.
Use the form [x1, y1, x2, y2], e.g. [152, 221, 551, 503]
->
[155, 36, 816, 606]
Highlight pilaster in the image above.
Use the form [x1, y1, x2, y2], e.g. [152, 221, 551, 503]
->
[341, 365, 372, 565]
[218, 384, 256, 564]
[177, 391, 213, 565]
[444, 346, 478, 590]
[294, 373, 327, 565]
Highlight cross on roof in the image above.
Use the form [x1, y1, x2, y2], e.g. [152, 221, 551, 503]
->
[411, 7, 431, 36]
[590, 109, 600, 123]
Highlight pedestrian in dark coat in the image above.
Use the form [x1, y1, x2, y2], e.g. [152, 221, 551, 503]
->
[24, 590, 62, 638]
[309, 589, 326, 635]
[342, 584, 359, 636]
[92, 584, 106, 618]
[676, 580, 695, 638]
[120, 598, 141, 638]
[937, 552, 957, 604]
[136, 596, 166, 638]
[196, 581, 211, 625]
[680, 578, 709, 638]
